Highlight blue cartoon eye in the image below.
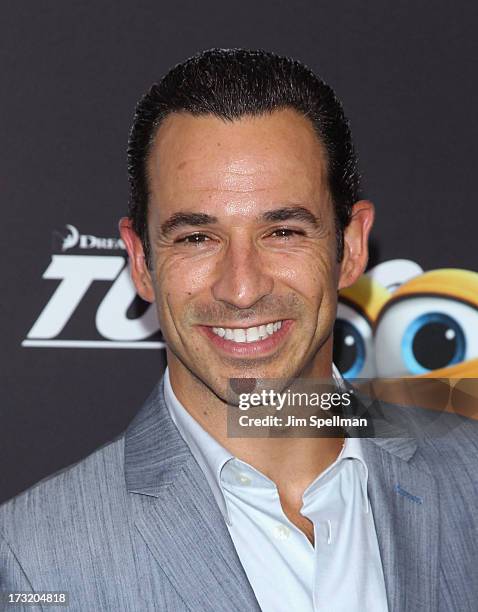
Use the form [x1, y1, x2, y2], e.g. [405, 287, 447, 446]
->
[333, 319, 365, 378]
[375, 296, 478, 377]
[333, 302, 376, 379]
[401, 312, 466, 375]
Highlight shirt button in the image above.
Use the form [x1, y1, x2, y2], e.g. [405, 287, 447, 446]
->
[273, 524, 290, 540]
[236, 473, 252, 486]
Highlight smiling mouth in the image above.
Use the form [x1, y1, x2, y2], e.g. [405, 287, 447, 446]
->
[199, 319, 293, 356]
[211, 320, 283, 343]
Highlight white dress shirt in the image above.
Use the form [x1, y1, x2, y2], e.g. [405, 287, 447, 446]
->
[164, 368, 389, 612]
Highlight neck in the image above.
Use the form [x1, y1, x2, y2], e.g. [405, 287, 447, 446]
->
[166, 345, 344, 495]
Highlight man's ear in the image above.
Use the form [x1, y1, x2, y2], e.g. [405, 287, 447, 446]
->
[119, 217, 155, 303]
[338, 200, 375, 290]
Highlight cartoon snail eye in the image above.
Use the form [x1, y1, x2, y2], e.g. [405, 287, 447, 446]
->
[374, 297, 478, 376]
[333, 303, 376, 379]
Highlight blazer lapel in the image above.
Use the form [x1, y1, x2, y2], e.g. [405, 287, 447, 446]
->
[124, 381, 261, 612]
[361, 436, 440, 612]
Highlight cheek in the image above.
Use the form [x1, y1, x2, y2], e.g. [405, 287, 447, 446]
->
[273, 250, 338, 303]
[154, 256, 216, 307]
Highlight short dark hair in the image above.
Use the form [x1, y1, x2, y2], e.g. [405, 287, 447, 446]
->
[127, 48, 361, 264]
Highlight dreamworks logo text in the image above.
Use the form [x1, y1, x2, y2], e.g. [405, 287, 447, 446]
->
[59, 224, 125, 252]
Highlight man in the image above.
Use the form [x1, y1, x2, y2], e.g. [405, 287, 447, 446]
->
[1, 49, 477, 612]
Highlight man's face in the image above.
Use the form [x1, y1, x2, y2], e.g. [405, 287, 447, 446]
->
[124, 109, 370, 402]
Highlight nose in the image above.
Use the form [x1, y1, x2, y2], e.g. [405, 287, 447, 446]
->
[211, 238, 274, 309]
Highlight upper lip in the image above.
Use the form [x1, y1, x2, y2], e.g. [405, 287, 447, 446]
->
[200, 319, 288, 329]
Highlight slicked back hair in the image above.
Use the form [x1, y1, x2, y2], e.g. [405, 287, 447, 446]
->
[127, 48, 362, 265]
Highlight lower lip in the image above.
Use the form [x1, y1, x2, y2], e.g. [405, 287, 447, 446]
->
[199, 320, 294, 357]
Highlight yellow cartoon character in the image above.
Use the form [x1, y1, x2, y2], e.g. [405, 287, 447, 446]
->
[335, 261, 478, 379]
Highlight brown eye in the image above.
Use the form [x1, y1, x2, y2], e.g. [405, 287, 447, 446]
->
[270, 228, 304, 238]
[177, 233, 211, 244]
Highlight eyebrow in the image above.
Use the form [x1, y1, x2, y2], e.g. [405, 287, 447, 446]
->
[261, 206, 319, 227]
[160, 212, 219, 236]
[159, 206, 320, 236]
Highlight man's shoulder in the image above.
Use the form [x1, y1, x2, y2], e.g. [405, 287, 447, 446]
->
[369, 399, 478, 481]
[416, 410, 478, 478]
[0, 434, 126, 540]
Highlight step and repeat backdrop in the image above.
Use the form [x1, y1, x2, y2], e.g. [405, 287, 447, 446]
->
[2, 1, 477, 502]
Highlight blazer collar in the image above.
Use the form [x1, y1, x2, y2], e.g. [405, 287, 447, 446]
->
[124, 379, 192, 495]
[124, 378, 262, 612]
[361, 432, 439, 611]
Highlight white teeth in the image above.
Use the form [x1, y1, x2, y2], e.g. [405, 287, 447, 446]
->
[211, 321, 284, 343]
[246, 327, 260, 342]
[233, 328, 246, 343]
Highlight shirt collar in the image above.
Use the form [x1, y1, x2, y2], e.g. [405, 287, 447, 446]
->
[331, 362, 347, 391]
[310, 434, 370, 513]
[333, 366, 369, 510]
[164, 365, 368, 524]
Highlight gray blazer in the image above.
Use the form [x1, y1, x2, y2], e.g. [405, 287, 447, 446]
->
[1, 379, 477, 611]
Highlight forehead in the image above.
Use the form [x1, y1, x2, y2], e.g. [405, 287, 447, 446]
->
[146, 108, 330, 219]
